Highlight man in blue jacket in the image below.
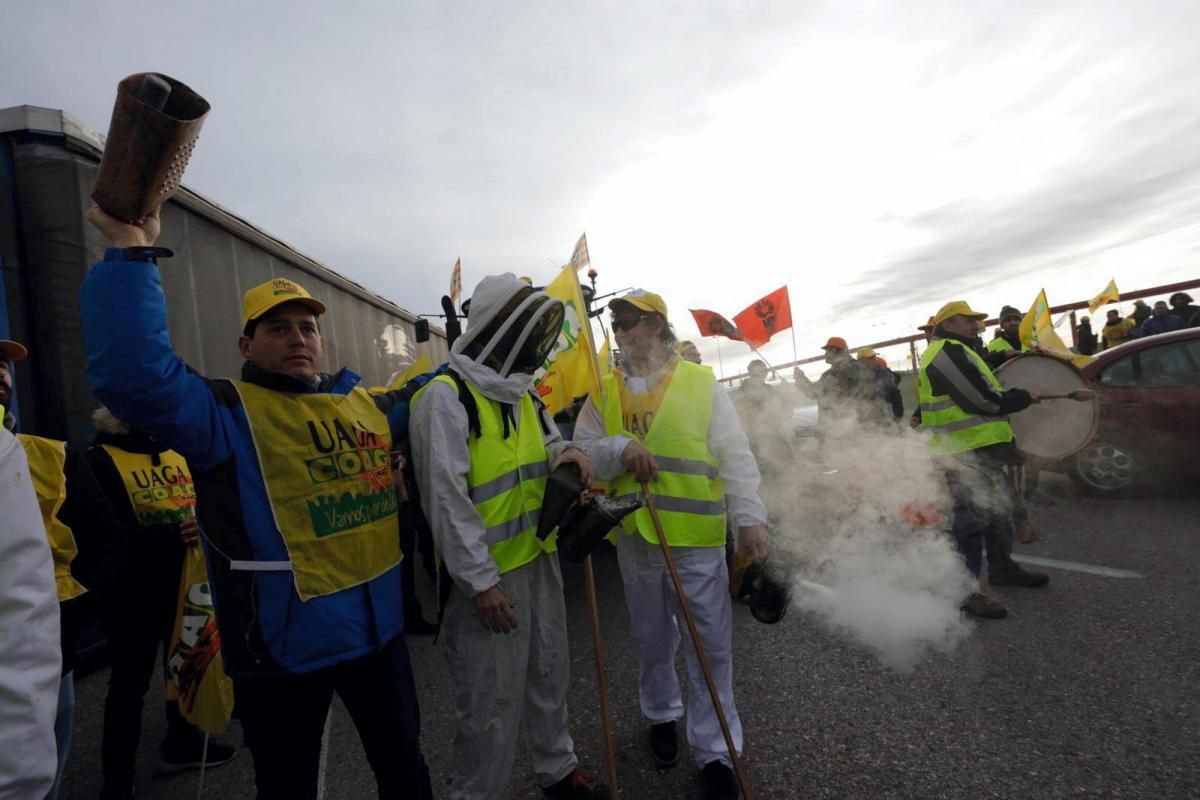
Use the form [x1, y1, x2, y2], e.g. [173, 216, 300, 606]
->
[81, 206, 432, 800]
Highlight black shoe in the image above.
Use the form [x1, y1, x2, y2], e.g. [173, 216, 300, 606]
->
[649, 720, 679, 767]
[961, 592, 1007, 619]
[988, 565, 1049, 588]
[159, 736, 238, 774]
[542, 767, 610, 799]
[700, 761, 739, 800]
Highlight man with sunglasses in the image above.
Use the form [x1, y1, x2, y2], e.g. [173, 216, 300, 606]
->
[574, 290, 769, 800]
[409, 274, 608, 800]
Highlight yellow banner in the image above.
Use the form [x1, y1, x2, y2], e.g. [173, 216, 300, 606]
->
[535, 265, 601, 416]
[1020, 289, 1093, 367]
[1087, 279, 1120, 314]
[598, 335, 613, 379]
[166, 546, 234, 734]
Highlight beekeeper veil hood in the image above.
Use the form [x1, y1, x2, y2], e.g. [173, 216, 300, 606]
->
[449, 274, 565, 403]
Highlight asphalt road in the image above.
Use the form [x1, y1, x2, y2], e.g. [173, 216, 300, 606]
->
[58, 474, 1199, 799]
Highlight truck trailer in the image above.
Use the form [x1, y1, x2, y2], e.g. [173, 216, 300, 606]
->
[0, 105, 447, 443]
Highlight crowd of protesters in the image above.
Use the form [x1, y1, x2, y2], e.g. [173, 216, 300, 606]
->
[2, 182, 1197, 800]
[0, 198, 774, 799]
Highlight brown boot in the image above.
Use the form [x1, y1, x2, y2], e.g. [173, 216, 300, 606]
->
[1014, 518, 1038, 544]
[961, 592, 1007, 619]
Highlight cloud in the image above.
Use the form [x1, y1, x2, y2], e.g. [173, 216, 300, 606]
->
[832, 100, 1200, 317]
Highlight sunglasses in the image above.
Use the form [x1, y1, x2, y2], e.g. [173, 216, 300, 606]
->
[611, 314, 650, 332]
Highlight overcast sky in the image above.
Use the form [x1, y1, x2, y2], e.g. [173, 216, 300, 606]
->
[4, 1, 1199, 376]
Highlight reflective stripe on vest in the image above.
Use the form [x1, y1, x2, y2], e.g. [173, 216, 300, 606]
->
[413, 375, 555, 574]
[17, 434, 88, 601]
[917, 339, 1014, 455]
[601, 361, 726, 548]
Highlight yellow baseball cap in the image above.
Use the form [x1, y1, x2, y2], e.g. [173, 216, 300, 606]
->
[857, 347, 876, 360]
[932, 300, 987, 326]
[241, 278, 327, 331]
[0, 339, 28, 362]
[609, 289, 668, 318]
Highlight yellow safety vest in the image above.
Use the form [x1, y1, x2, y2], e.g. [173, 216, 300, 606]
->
[986, 337, 1028, 354]
[413, 375, 555, 575]
[17, 434, 88, 601]
[101, 445, 196, 526]
[601, 360, 726, 548]
[918, 338, 1015, 455]
[233, 381, 403, 602]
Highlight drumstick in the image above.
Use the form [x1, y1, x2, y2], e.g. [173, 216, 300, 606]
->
[1036, 389, 1096, 401]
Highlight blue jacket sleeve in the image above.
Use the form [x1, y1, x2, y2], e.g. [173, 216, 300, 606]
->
[81, 256, 231, 468]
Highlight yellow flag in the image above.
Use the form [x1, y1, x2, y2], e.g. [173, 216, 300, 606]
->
[166, 546, 235, 734]
[389, 356, 433, 389]
[367, 356, 435, 396]
[1087, 279, 1120, 314]
[597, 335, 613, 379]
[536, 264, 601, 415]
[1020, 289, 1093, 367]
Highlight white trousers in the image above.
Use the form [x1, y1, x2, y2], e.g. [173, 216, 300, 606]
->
[617, 534, 743, 768]
[442, 553, 577, 800]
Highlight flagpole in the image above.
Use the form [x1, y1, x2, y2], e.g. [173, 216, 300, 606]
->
[789, 324, 798, 363]
[715, 339, 725, 380]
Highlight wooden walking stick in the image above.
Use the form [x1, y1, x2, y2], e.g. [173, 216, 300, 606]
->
[584, 553, 620, 795]
[639, 483, 752, 800]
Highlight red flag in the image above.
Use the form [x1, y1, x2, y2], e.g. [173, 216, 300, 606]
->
[689, 309, 745, 341]
[733, 286, 792, 349]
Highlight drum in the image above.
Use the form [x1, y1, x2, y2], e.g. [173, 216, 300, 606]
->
[995, 353, 1099, 459]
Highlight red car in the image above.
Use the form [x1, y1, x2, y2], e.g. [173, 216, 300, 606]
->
[1069, 327, 1200, 493]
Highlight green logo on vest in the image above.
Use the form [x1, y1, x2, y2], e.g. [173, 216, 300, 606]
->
[307, 488, 399, 538]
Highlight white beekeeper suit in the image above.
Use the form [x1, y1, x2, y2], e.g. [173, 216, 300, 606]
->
[573, 356, 768, 770]
[410, 274, 589, 800]
[0, 423, 62, 799]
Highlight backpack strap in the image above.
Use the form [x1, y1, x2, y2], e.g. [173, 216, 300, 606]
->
[446, 370, 482, 439]
[529, 390, 552, 437]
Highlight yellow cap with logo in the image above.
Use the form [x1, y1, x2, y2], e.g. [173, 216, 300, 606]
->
[241, 278, 327, 331]
[931, 300, 987, 326]
[609, 289, 668, 318]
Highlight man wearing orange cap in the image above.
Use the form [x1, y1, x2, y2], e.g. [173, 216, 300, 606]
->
[793, 336, 886, 437]
[857, 348, 903, 423]
[918, 301, 1049, 620]
[81, 207, 433, 799]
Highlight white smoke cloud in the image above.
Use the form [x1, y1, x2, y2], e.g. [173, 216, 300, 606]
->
[741, 389, 978, 672]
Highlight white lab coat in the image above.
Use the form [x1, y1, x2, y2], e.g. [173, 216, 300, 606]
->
[0, 426, 61, 799]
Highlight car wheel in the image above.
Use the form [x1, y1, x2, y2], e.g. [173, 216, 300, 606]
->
[1070, 441, 1137, 494]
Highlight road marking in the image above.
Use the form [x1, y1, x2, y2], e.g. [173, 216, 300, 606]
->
[1013, 554, 1143, 579]
[317, 712, 331, 800]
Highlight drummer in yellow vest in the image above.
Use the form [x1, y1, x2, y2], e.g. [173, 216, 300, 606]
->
[918, 302, 1050, 620]
[573, 290, 770, 800]
[409, 274, 608, 800]
[2, 338, 125, 799]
